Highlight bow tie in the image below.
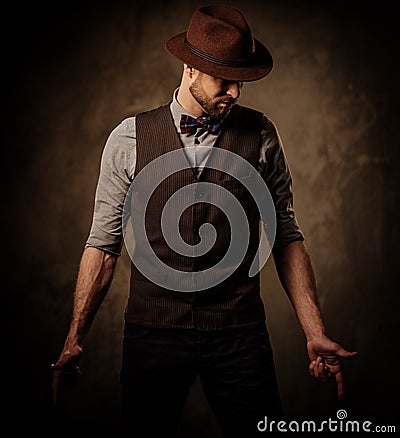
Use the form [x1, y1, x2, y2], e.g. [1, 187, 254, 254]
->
[180, 114, 221, 135]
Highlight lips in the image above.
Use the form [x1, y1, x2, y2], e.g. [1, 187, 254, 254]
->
[219, 99, 235, 106]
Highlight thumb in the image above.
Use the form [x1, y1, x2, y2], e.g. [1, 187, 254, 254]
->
[336, 346, 358, 359]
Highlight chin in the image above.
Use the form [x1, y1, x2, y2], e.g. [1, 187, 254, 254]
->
[218, 106, 233, 119]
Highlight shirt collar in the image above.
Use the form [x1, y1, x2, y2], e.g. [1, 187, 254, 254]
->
[170, 88, 220, 137]
[170, 88, 197, 134]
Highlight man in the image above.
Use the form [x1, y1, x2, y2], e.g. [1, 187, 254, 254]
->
[52, 5, 357, 437]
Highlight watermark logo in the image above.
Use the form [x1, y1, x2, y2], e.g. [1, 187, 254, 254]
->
[257, 409, 396, 433]
[336, 409, 347, 420]
[122, 147, 276, 292]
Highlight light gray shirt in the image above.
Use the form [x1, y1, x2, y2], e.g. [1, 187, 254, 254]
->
[170, 88, 216, 176]
[85, 90, 304, 256]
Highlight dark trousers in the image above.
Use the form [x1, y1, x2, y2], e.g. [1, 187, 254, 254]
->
[120, 323, 282, 437]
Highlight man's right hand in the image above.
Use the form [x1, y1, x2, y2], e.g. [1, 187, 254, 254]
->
[51, 343, 83, 407]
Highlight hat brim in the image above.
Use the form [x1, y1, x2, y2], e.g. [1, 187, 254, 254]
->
[165, 32, 273, 82]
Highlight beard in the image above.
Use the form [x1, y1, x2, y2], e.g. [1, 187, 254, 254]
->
[189, 76, 237, 120]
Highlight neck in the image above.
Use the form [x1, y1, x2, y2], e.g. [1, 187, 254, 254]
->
[176, 85, 205, 117]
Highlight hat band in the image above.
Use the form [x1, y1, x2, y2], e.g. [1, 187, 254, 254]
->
[184, 38, 252, 67]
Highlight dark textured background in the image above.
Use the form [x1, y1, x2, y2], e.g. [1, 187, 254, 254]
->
[5, 0, 399, 434]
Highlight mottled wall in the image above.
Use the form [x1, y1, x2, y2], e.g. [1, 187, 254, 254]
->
[5, 0, 399, 434]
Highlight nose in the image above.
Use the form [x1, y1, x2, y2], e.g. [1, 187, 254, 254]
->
[226, 82, 240, 99]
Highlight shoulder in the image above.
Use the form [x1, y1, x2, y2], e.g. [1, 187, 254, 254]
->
[109, 116, 136, 139]
[260, 114, 279, 138]
[232, 105, 278, 134]
[135, 103, 171, 122]
[258, 115, 285, 160]
[233, 104, 263, 119]
[226, 105, 265, 133]
[101, 116, 137, 162]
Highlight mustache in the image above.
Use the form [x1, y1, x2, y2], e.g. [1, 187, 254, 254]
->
[216, 96, 237, 105]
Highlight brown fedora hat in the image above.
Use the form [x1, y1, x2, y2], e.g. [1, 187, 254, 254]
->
[165, 4, 273, 82]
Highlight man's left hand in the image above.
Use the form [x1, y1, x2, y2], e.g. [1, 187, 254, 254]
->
[307, 337, 358, 400]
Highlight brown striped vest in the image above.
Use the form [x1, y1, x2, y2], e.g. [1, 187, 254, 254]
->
[125, 103, 267, 329]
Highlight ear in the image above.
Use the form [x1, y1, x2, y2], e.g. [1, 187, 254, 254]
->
[183, 64, 194, 79]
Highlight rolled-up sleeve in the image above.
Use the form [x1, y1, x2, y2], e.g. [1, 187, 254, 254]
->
[85, 117, 136, 256]
[260, 116, 304, 248]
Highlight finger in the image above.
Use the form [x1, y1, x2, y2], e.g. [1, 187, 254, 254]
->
[318, 361, 328, 381]
[335, 371, 344, 400]
[314, 357, 323, 378]
[309, 360, 315, 376]
[51, 362, 63, 371]
[51, 358, 68, 370]
[315, 359, 322, 379]
[316, 360, 331, 382]
[320, 364, 331, 383]
[310, 358, 323, 379]
[311, 359, 320, 378]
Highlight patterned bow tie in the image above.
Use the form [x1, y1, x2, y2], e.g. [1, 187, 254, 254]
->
[180, 114, 221, 135]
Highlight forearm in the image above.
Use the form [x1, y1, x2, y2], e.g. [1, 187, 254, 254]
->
[66, 246, 117, 346]
[273, 240, 326, 341]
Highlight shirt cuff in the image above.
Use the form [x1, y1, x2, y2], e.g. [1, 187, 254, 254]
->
[85, 225, 123, 256]
[273, 218, 305, 249]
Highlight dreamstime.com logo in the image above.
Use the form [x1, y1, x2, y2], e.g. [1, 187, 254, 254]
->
[257, 409, 397, 433]
[122, 147, 276, 292]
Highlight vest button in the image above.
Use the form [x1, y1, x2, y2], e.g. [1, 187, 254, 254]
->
[193, 304, 200, 311]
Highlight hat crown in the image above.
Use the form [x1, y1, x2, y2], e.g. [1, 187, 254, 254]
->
[165, 4, 273, 82]
[186, 5, 255, 63]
